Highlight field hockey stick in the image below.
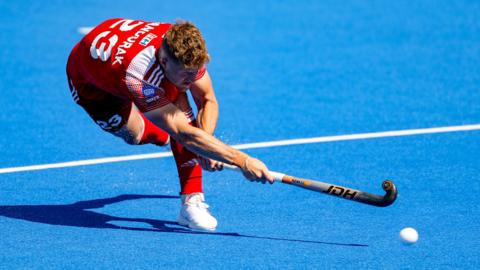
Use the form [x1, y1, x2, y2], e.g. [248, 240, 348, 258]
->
[223, 163, 397, 207]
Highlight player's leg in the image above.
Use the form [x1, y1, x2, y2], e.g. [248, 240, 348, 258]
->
[115, 92, 217, 230]
[112, 104, 170, 146]
[67, 79, 216, 230]
[170, 92, 202, 195]
[171, 92, 217, 231]
[67, 78, 170, 146]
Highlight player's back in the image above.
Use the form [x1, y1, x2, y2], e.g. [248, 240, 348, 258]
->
[67, 18, 171, 100]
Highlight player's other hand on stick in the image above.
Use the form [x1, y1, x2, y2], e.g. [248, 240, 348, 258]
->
[199, 157, 224, 172]
[241, 157, 274, 184]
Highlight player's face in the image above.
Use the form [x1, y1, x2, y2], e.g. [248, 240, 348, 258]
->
[160, 49, 199, 90]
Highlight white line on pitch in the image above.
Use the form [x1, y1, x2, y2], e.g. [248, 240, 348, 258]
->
[1, 124, 479, 174]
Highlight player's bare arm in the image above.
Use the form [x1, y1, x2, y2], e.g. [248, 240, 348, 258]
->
[190, 71, 223, 171]
[190, 71, 219, 135]
[144, 103, 273, 183]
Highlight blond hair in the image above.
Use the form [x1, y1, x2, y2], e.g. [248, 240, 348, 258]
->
[163, 20, 210, 68]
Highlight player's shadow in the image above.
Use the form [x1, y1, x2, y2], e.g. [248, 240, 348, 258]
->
[0, 194, 367, 247]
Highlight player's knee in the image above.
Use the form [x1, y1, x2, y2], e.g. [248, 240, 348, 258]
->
[123, 134, 142, 145]
[113, 127, 142, 145]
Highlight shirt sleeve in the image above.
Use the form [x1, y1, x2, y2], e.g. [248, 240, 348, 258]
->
[124, 74, 172, 112]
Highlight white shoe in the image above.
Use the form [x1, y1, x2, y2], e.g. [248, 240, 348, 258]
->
[177, 193, 218, 231]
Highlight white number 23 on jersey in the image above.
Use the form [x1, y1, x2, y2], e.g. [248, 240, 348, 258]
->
[89, 19, 143, 61]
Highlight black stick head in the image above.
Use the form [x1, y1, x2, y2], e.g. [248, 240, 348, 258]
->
[380, 180, 398, 207]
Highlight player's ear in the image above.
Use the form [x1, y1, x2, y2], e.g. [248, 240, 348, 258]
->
[159, 46, 168, 66]
[159, 53, 168, 68]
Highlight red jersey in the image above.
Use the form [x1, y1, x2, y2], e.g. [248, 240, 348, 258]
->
[67, 18, 206, 112]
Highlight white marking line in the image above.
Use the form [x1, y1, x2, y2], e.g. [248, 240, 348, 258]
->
[1, 124, 479, 175]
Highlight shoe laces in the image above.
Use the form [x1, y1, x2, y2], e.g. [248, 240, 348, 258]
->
[184, 193, 209, 209]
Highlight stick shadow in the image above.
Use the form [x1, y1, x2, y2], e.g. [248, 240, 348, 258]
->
[0, 194, 367, 247]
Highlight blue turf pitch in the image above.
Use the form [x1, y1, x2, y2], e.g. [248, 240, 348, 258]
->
[0, 0, 479, 269]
